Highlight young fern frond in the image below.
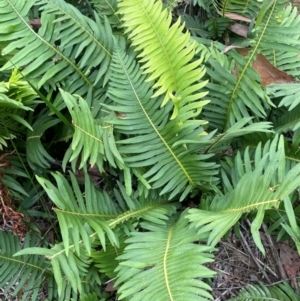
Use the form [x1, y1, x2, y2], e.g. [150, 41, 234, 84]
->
[106, 47, 218, 199]
[118, 0, 206, 118]
[115, 213, 216, 301]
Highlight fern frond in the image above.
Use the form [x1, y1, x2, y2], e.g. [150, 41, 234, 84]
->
[15, 243, 91, 298]
[188, 141, 300, 253]
[115, 213, 215, 301]
[260, 4, 300, 77]
[203, 44, 270, 131]
[214, 0, 263, 19]
[106, 47, 218, 199]
[91, 0, 120, 27]
[36, 171, 120, 256]
[228, 281, 300, 301]
[26, 110, 60, 170]
[205, 17, 230, 39]
[0, 0, 113, 100]
[37, 0, 114, 86]
[0, 231, 52, 301]
[204, 117, 273, 154]
[118, 0, 207, 118]
[36, 171, 178, 255]
[91, 238, 126, 278]
[60, 89, 105, 171]
[267, 83, 300, 111]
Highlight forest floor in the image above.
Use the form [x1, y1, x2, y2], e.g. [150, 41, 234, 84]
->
[210, 223, 300, 300]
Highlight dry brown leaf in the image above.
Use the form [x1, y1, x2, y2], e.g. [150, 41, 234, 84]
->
[279, 243, 300, 289]
[217, 11, 252, 23]
[228, 23, 248, 38]
[236, 48, 294, 86]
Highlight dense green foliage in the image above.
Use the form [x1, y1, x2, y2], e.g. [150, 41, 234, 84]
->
[1, 0, 300, 300]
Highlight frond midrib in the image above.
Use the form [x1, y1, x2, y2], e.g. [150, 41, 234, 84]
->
[5, 0, 92, 87]
[163, 222, 174, 301]
[44, 0, 112, 58]
[223, 1, 276, 130]
[117, 51, 195, 185]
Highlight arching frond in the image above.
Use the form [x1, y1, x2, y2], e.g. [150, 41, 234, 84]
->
[260, 4, 300, 78]
[106, 47, 218, 200]
[26, 110, 60, 171]
[115, 213, 215, 301]
[118, 0, 206, 118]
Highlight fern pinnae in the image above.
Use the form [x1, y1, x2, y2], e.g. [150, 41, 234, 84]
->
[118, 0, 206, 118]
[107, 47, 218, 199]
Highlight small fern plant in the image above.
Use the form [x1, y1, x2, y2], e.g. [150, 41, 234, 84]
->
[1, 0, 300, 300]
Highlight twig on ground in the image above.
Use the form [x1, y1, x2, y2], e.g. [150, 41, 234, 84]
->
[262, 223, 287, 280]
[239, 226, 272, 284]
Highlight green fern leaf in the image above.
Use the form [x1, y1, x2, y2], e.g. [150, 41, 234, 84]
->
[228, 281, 300, 301]
[0, 231, 53, 301]
[26, 109, 60, 170]
[203, 44, 269, 131]
[188, 143, 300, 253]
[36, 171, 178, 255]
[60, 89, 105, 171]
[214, 0, 263, 19]
[106, 47, 218, 199]
[118, 0, 207, 118]
[0, 0, 113, 100]
[115, 213, 215, 301]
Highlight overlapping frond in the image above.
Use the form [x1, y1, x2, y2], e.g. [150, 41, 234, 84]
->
[115, 213, 215, 301]
[106, 47, 218, 199]
[188, 138, 300, 253]
[0, 69, 37, 148]
[203, 45, 269, 131]
[0, 0, 113, 100]
[204, 0, 300, 131]
[91, 239, 126, 278]
[26, 110, 60, 170]
[36, 171, 120, 255]
[15, 243, 97, 298]
[91, 0, 120, 27]
[118, 0, 206, 118]
[0, 231, 53, 301]
[60, 89, 105, 171]
[228, 281, 300, 301]
[260, 4, 300, 77]
[213, 0, 263, 19]
[36, 171, 178, 255]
